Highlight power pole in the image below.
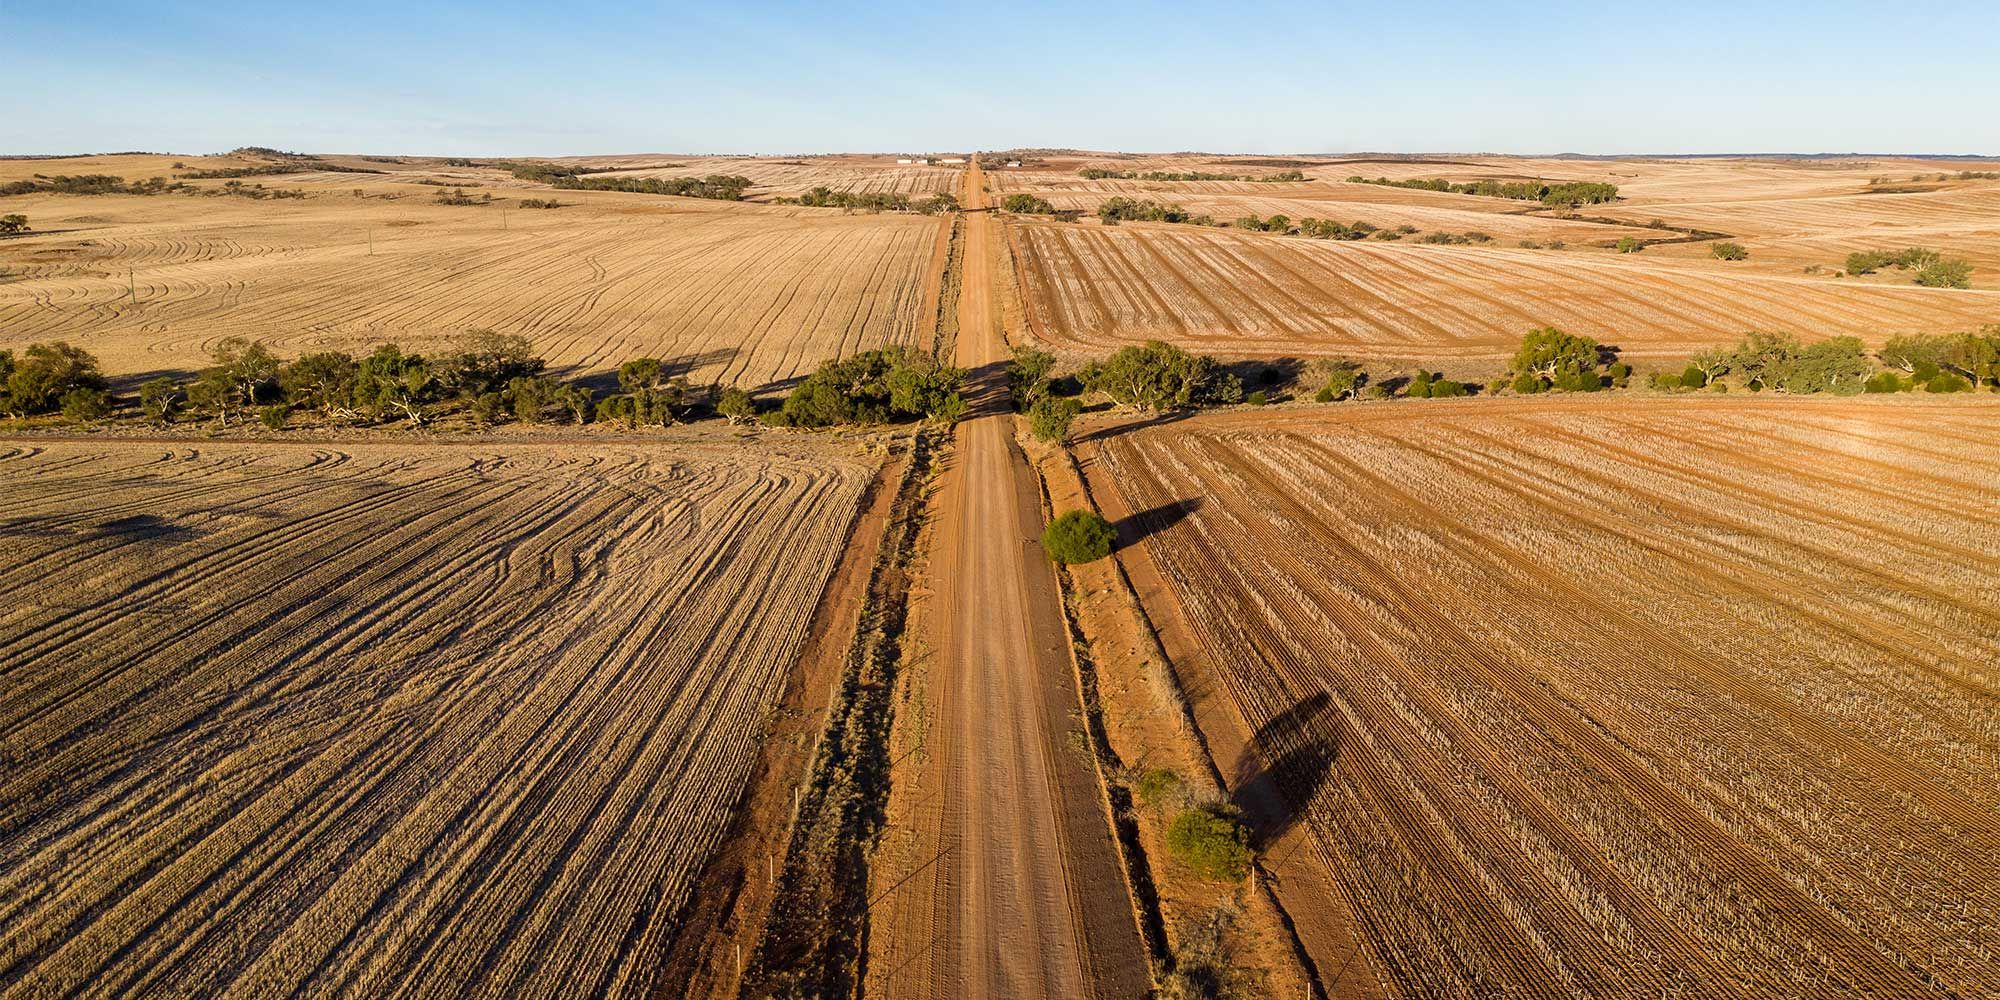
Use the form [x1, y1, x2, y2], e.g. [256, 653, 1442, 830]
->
[367, 227, 374, 255]
[128, 270, 136, 304]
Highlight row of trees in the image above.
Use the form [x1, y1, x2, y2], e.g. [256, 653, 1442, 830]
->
[0, 174, 186, 197]
[1345, 175, 1620, 207]
[766, 347, 967, 427]
[1844, 247, 1973, 288]
[786, 187, 958, 214]
[1076, 167, 1307, 183]
[1096, 197, 1197, 224]
[550, 173, 753, 200]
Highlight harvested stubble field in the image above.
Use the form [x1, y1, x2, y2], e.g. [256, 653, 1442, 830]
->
[573, 155, 962, 199]
[1084, 396, 2000, 998]
[0, 155, 946, 388]
[996, 153, 2000, 366]
[0, 436, 875, 997]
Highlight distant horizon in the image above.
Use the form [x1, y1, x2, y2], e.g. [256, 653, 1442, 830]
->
[6, 148, 1999, 162]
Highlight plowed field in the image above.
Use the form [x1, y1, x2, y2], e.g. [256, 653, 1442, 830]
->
[0, 437, 874, 997]
[1083, 396, 2000, 998]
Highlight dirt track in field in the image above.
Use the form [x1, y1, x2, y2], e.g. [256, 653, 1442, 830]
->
[864, 163, 1149, 999]
[1080, 396, 2000, 998]
[0, 436, 873, 998]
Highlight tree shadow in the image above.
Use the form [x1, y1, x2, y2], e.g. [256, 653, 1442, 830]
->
[107, 366, 199, 393]
[1229, 691, 1338, 849]
[1068, 406, 1197, 445]
[1112, 497, 1201, 550]
[549, 347, 741, 395]
[92, 513, 194, 543]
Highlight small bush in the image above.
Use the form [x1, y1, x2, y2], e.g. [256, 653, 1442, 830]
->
[1246, 389, 1269, 406]
[1430, 379, 1468, 397]
[1926, 373, 1972, 393]
[257, 404, 289, 429]
[1710, 242, 1748, 261]
[1915, 258, 1972, 289]
[1680, 365, 1707, 389]
[717, 386, 756, 424]
[1616, 237, 1642, 254]
[1042, 509, 1116, 565]
[1864, 371, 1906, 393]
[1314, 385, 1336, 403]
[1512, 373, 1546, 394]
[1166, 806, 1254, 882]
[1136, 769, 1182, 810]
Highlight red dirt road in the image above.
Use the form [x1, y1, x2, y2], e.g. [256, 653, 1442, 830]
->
[866, 164, 1149, 998]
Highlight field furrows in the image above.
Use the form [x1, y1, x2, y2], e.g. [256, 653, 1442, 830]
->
[0, 209, 940, 388]
[1015, 223, 2000, 363]
[0, 439, 874, 998]
[1090, 397, 2000, 998]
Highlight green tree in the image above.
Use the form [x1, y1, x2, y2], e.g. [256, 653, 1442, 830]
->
[440, 330, 542, 396]
[1616, 236, 1642, 253]
[1082, 341, 1222, 412]
[353, 343, 434, 424]
[1938, 329, 2000, 389]
[257, 404, 290, 429]
[1407, 369, 1434, 398]
[139, 377, 184, 424]
[1008, 346, 1058, 410]
[1729, 331, 1804, 391]
[717, 386, 756, 424]
[1915, 258, 1973, 289]
[192, 337, 281, 425]
[60, 387, 113, 423]
[1710, 242, 1748, 261]
[553, 384, 593, 424]
[282, 351, 359, 419]
[5, 341, 106, 416]
[1029, 394, 1082, 443]
[1777, 336, 1871, 394]
[505, 375, 559, 423]
[0, 214, 28, 235]
[1511, 328, 1608, 392]
[1166, 806, 1254, 882]
[1041, 509, 1116, 565]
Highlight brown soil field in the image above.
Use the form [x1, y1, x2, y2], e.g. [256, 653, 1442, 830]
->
[1079, 395, 2000, 998]
[993, 153, 2000, 368]
[0, 435, 876, 997]
[0, 156, 947, 388]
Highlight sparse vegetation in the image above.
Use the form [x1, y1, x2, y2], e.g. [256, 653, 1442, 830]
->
[1165, 805, 1253, 881]
[1346, 175, 1619, 206]
[1041, 509, 1117, 565]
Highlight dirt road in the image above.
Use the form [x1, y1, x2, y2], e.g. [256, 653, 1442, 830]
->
[866, 164, 1149, 998]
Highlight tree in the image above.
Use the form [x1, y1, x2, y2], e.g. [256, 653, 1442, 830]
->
[1001, 193, 1054, 214]
[1008, 346, 1057, 410]
[553, 384, 593, 424]
[5, 341, 106, 416]
[717, 386, 756, 424]
[1879, 333, 1944, 376]
[1777, 336, 1871, 394]
[618, 357, 666, 394]
[1710, 242, 1748, 261]
[1029, 394, 1082, 443]
[353, 343, 434, 424]
[442, 330, 542, 396]
[282, 351, 359, 419]
[506, 375, 559, 423]
[1937, 329, 2000, 390]
[1915, 258, 1973, 289]
[1679, 364, 1708, 389]
[258, 404, 290, 429]
[1041, 509, 1116, 565]
[1166, 805, 1254, 882]
[1729, 331, 1804, 391]
[1510, 328, 1608, 392]
[0, 214, 28, 235]
[1616, 236, 1642, 253]
[1407, 369, 1434, 398]
[192, 337, 281, 425]
[1082, 341, 1222, 412]
[139, 377, 184, 424]
[60, 388, 113, 423]
[1311, 360, 1365, 402]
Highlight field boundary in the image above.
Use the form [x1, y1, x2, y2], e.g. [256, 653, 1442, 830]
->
[738, 429, 942, 998]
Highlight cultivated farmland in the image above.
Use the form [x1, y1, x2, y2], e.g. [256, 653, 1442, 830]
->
[993, 153, 2000, 367]
[0, 437, 874, 997]
[573, 155, 963, 199]
[1083, 396, 2000, 998]
[0, 155, 948, 388]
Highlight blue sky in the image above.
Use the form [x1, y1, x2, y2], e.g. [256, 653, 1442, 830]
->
[7, 0, 1997, 156]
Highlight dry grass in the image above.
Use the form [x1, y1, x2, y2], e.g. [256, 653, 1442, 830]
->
[1086, 395, 2000, 998]
[0, 435, 875, 997]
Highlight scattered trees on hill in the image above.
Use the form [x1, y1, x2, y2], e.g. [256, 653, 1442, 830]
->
[1041, 509, 1116, 565]
[0, 175, 188, 197]
[551, 173, 752, 200]
[1097, 197, 1191, 224]
[1001, 193, 1058, 215]
[1298, 218, 1376, 240]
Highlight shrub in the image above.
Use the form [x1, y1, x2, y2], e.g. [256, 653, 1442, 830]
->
[1029, 394, 1083, 443]
[1710, 242, 1748, 261]
[1041, 509, 1116, 565]
[1246, 389, 1269, 406]
[0, 214, 28, 235]
[1430, 378, 1468, 397]
[1926, 373, 1972, 393]
[1001, 193, 1056, 214]
[1616, 236, 1642, 253]
[1681, 365, 1707, 389]
[1166, 805, 1254, 882]
[1512, 373, 1546, 394]
[257, 404, 290, 429]
[1406, 369, 1433, 398]
[1136, 770, 1182, 810]
[1313, 385, 1337, 403]
[1864, 371, 1907, 393]
[5, 341, 107, 416]
[60, 387, 113, 422]
[139, 377, 184, 423]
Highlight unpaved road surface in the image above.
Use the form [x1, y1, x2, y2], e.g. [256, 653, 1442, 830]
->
[867, 164, 1149, 998]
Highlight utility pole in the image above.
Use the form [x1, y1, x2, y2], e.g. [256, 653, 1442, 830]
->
[128, 270, 136, 304]
[367, 227, 374, 255]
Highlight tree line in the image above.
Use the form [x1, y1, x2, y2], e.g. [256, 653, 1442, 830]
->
[781, 188, 959, 214]
[1346, 175, 1620, 207]
[1077, 167, 1307, 183]
[548, 173, 754, 201]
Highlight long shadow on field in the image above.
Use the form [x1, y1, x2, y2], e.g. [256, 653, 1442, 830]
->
[552, 347, 741, 394]
[1113, 497, 1201, 551]
[1069, 407, 1196, 446]
[1230, 691, 1338, 849]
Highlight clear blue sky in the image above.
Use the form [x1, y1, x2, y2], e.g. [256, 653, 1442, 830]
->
[7, 0, 1997, 156]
